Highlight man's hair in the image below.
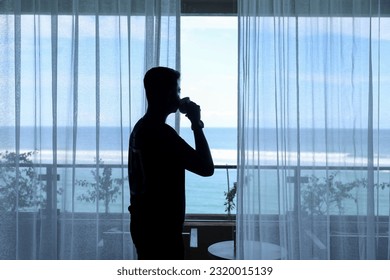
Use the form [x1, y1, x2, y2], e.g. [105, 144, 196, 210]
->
[143, 67, 180, 103]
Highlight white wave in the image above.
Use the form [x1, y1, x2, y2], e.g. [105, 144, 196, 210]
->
[27, 149, 239, 165]
[239, 150, 390, 167]
[25, 149, 126, 164]
[22, 148, 390, 168]
[211, 149, 237, 165]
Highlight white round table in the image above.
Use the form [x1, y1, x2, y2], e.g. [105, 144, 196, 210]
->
[208, 240, 285, 260]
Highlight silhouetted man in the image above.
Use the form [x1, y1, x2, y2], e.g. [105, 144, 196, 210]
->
[128, 67, 214, 260]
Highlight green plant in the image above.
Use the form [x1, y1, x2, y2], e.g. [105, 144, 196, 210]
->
[0, 151, 45, 211]
[224, 182, 237, 216]
[76, 158, 123, 214]
[301, 172, 358, 215]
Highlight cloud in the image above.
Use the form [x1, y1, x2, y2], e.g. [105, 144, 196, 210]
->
[19, 14, 147, 41]
[297, 17, 390, 41]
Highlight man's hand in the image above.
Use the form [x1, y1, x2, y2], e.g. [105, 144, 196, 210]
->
[185, 101, 201, 124]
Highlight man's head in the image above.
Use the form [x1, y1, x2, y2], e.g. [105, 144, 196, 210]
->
[144, 67, 180, 113]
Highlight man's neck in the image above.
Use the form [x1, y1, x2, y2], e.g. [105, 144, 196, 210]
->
[144, 109, 168, 124]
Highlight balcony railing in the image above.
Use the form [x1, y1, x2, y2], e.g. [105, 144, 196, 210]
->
[2, 162, 390, 259]
[4, 162, 390, 216]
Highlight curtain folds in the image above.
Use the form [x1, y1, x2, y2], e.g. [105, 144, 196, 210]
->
[237, 0, 390, 260]
[0, 0, 180, 260]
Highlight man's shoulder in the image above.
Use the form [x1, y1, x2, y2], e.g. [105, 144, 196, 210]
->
[131, 120, 180, 141]
[162, 123, 179, 134]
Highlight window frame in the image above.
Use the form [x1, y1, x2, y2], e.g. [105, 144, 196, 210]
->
[2, 0, 390, 17]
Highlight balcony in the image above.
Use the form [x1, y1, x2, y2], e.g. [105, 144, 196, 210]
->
[1, 161, 389, 259]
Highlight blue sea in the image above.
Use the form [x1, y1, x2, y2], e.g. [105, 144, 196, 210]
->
[2, 126, 390, 215]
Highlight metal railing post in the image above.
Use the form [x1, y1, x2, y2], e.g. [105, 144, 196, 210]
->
[38, 166, 60, 259]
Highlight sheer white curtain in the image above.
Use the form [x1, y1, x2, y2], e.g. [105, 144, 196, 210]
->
[237, 0, 390, 259]
[0, 0, 180, 259]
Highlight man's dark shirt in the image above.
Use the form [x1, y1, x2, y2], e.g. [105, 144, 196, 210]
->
[128, 117, 194, 232]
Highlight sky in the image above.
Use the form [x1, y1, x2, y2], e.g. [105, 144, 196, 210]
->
[2, 15, 390, 129]
[0, 15, 238, 128]
[180, 16, 238, 128]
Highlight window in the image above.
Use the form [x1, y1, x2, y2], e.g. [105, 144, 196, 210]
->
[180, 15, 238, 214]
[1, 2, 239, 215]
